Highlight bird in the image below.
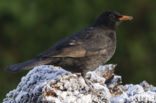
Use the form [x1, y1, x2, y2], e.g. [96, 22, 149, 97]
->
[6, 11, 132, 79]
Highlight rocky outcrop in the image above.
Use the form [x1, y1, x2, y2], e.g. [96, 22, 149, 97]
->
[3, 65, 156, 103]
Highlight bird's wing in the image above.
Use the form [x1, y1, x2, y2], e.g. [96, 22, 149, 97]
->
[51, 45, 107, 58]
[40, 40, 107, 58]
[39, 28, 110, 58]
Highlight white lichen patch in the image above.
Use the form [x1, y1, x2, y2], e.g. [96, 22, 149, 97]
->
[3, 64, 156, 103]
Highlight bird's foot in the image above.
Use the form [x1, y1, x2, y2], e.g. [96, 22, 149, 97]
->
[83, 78, 99, 95]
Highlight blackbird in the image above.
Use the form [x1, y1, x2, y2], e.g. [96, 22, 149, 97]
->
[6, 11, 132, 78]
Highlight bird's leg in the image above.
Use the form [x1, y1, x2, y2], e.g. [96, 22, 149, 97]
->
[81, 72, 95, 93]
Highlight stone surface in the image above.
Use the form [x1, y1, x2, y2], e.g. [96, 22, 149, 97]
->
[3, 65, 156, 103]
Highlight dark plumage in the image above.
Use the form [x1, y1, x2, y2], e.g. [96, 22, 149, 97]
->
[6, 11, 132, 78]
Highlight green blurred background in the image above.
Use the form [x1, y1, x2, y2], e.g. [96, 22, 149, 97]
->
[0, 0, 156, 101]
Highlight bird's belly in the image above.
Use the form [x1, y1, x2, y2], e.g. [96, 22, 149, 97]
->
[86, 46, 116, 70]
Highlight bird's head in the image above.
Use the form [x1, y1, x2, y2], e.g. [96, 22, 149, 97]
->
[92, 11, 133, 29]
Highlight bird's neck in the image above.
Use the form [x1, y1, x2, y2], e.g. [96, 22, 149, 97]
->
[91, 20, 117, 30]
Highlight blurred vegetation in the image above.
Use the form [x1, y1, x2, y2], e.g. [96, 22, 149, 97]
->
[0, 0, 156, 101]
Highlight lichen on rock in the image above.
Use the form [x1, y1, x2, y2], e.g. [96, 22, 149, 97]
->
[3, 64, 156, 103]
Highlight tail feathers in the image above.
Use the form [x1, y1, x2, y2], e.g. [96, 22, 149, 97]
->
[6, 58, 51, 72]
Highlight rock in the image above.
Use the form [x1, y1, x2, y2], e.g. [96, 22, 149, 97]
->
[3, 64, 156, 103]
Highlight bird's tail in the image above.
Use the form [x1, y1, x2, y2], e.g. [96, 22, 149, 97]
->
[6, 58, 51, 72]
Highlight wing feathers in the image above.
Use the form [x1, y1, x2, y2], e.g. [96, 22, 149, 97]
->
[52, 45, 106, 58]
